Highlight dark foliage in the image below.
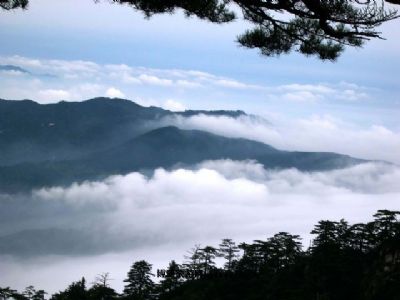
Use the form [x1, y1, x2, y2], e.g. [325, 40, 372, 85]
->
[2, 0, 399, 60]
[0, 0, 28, 10]
[2, 210, 399, 300]
[123, 261, 155, 300]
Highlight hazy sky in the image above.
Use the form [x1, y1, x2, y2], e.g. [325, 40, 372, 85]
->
[0, 0, 400, 294]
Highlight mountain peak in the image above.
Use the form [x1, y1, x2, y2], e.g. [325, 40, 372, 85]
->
[0, 64, 31, 74]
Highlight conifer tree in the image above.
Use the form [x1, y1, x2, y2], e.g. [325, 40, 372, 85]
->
[123, 260, 155, 300]
[217, 239, 240, 271]
[183, 244, 202, 277]
[198, 246, 218, 275]
[50, 278, 87, 300]
[159, 260, 184, 294]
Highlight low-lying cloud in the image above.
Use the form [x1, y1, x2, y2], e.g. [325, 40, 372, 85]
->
[162, 114, 400, 164]
[0, 160, 399, 292]
[2, 161, 399, 256]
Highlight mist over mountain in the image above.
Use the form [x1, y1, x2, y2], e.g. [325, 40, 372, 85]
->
[0, 98, 367, 193]
[0, 98, 244, 166]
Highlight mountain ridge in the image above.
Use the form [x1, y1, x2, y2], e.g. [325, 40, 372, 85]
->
[0, 125, 365, 193]
[0, 97, 371, 194]
[0, 97, 249, 166]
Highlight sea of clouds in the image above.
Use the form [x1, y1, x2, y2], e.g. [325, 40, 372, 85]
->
[0, 55, 399, 292]
[0, 160, 399, 293]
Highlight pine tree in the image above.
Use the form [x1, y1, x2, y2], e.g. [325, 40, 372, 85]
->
[22, 286, 46, 300]
[267, 232, 302, 270]
[217, 239, 240, 272]
[109, 0, 400, 60]
[123, 260, 155, 300]
[372, 210, 400, 241]
[198, 246, 218, 275]
[50, 277, 87, 300]
[183, 244, 202, 277]
[159, 261, 184, 294]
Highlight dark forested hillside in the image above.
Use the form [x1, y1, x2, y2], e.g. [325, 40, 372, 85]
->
[0, 98, 371, 193]
[0, 125, 365, 193]
[0, 98, 168, 165]
[1, 210, 399, 300]
[0, 98, 246, 166]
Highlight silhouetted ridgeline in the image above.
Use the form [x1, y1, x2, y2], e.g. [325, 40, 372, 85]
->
[1, 210, 399, 300]
[0, 98, 366, 193]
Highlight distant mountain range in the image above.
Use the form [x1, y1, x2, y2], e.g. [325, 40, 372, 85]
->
[0, 97, 245, 166]
[0, 64, 31, 74]
[0, 64, 56, 78]
[0, 98, 365, 192]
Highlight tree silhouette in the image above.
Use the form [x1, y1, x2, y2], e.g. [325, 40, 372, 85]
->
[123, 260, 155, 300]
[22, 286, 35, 300]
[198, 246, 218, 275]
[217, 238, 240, 271]
[31, 290, 46, 300]
[101, 0, 400, 60]
[264, 232, 302, 270]
[158, 261, 184, 294]
[92, 273, 112, 288]
[88, 285, 118, 300]
[372, 209, 400, 240]
[311, 219, 351, 249]
[88, 273, 118, 300]
[0, 287, 18, 300]
[348, 223, 370, 252]
[50, 277, 87, 300]
[236, 241, 263, 273]
[2, 210, 400, 300]
[22, 286, 46, 300]
[0, 0, 28, 10]
[183, 244, 202, 277]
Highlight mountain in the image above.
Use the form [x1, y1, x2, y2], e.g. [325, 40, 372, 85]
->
[178, 109, 246, 118]
[0, 98, 369, 193]
[0, 65, 56, 78]
[0, 98, 247, 166]
[87, 126, 360, 171]
[0, 64, 31, 74]
[0, 126, 364, 193]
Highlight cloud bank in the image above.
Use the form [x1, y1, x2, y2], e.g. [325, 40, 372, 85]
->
[0, 160, 399, 292]
[162, 113, 400, 164]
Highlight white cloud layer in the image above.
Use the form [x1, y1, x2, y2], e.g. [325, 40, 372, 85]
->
[0, 55, 376, 106]
[105, 87, 126, 98]
[0, 160, 399, 293]
[162, 113, 400, 164]
[162, 99, 187, 112]
[37, 89, 71, 102]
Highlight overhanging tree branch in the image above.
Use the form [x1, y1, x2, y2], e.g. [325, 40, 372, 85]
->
[1, 0, 398, 60]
